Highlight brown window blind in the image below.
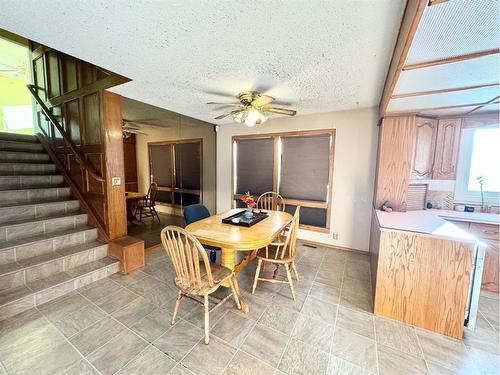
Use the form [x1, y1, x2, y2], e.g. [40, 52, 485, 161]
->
[280, 134, 331, 201]
[235, 138, 274, 195]
[175, 142, 201, 190]
[149, 144, 172, 187]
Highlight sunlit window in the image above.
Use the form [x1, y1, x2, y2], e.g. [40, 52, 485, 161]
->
[456, 125, 500, 204]
[2, 105, 33, 130]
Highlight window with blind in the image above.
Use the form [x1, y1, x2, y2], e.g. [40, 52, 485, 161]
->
[148, 139, 202, 207]
[233, 130, 335, 231]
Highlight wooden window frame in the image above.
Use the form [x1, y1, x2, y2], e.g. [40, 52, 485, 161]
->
[231, 129, 336, 233]
[148, 138, 203, 209]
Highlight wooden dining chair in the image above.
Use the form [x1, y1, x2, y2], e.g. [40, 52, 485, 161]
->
[135, 182, 160, 223]
[160, 226, 242, 344]
[252, 207, 300, 300]
[257, 192, 286, 211]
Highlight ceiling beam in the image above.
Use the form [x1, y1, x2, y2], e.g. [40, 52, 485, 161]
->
[379, 0, 428, 118]
[386, 96, 500, 115]
[428, 0, 449, 5]
[403, 48, 500, 71]
[464, 97, 500, 115]
[391, 82, 499, 99]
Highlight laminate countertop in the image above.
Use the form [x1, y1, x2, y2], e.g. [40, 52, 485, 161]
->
[375, 209, 499, 244]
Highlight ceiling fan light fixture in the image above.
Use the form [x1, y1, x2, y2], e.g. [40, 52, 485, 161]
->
[238, 107, 267, 127]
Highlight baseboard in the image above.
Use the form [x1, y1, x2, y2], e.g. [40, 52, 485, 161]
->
[298, 239, 368, 255]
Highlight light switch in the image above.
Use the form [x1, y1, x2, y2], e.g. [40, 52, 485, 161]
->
[112, 177, 122, 186]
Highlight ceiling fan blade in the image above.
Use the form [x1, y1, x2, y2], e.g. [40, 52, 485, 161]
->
[214, 109, 243, 120]
[207, 102, 240, 106]
[251, 95, 275, 107]
[262, 107, 297, 116]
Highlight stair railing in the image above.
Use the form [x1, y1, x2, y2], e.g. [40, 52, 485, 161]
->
[26, 84, 105, 182]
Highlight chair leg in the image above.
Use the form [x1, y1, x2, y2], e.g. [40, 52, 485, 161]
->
[272, 264, 280, 279]
[139, 207, 143, 223]
[153, 207, 161, 223]
[229, 276, 242, 310]
[284, 263, 296, 301]
[252, 259, 263, 294]
[172, 290, 182, 324]
[291, 261, 300, 281]
[204, 293, 210, 344]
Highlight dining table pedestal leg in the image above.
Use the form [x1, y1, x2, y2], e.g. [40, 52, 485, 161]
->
[221, 247, 249, 314]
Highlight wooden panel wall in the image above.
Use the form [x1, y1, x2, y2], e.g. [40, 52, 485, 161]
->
[374, 230, 473, 339]
[31, 43, 129, 240]
[374, 116, 416, 211]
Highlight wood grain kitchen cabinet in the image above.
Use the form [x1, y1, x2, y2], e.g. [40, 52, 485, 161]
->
[433, 118, 462, 180]
[410, 117, 438, 180]
[470, 223, 500, 293]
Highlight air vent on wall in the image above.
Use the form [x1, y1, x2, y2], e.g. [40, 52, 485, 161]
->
[407, 184, 428, 211]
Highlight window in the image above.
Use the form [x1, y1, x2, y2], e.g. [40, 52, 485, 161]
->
[148, 139, 202, 207]
[233, 130, 335, 232]
[2, 105, 34, 130]
[455, 125, 500, 204]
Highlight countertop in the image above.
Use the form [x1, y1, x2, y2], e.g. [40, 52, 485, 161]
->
[375, 209, 499, 244]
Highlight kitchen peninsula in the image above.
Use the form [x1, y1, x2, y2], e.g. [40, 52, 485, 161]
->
[369, 209, 499, 339]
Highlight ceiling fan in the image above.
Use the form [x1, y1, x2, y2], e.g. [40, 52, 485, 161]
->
[208, 91, 296, 127]
[122, 119, 148, 138]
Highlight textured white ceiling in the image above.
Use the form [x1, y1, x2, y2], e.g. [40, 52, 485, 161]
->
[0, 1, 405, 123]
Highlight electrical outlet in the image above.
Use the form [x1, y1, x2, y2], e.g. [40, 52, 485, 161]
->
[112, 177, 122, 186]
[332, 233, 339, 240]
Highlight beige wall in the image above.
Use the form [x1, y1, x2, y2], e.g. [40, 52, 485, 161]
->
[135, 122, 217, 215]
[216, 107, 379, 252]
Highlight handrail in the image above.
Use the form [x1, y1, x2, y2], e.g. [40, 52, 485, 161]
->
[26, 84, 105, 182]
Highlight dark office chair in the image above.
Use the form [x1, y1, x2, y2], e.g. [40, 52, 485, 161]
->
[183, 204, 220, 263]
[135, 183, 161, 224]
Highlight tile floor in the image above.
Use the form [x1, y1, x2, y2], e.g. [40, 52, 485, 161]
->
[127, 213, 185, 249]
[0, 243, 499, 375]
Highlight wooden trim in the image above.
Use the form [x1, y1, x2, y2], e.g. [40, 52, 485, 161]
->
[391, 82, 499, 99]
[102, 91, 127, 240]
[299, 224, 330, 233]
[46, 74, 130, 106]
[428, 0, 449, 5]
[232, 128, 336, 140]
[233, 194, 328, 209]
[403, 49, 500, 71]
[465, 99, 500, 116]
[386, 96, 500, 115]
[37, 133, 109, 241]
[147, 138, 203, 207]
[379, 0, 428, 117]
[158, 186, 201, 195]
[147, 138, 203, 146]
[231, 128, 335, 233]
[298, 239, 368, 255]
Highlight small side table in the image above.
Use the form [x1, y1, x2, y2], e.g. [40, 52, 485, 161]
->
[109, 236, 145, 274]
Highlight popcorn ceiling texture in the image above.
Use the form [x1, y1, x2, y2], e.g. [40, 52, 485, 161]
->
[0, 1, 405, 122]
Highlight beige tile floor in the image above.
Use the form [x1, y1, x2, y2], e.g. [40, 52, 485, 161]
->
[0, 243, 499, 375]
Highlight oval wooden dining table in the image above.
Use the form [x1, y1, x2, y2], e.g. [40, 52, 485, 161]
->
[185, 208, 293, 313]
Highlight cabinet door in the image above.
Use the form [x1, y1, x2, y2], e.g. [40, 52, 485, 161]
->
[469, 223, 500, 293]
[411, 117, 438, 180]
[433, 118, 462, 180]
[482, 239, 499, 293]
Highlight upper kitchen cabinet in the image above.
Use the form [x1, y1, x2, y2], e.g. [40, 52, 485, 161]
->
[410, 117, 437, 180]
[433, 118, 462, 180]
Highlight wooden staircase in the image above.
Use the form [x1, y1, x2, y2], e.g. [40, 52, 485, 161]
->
[0, 133, 118, 320]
